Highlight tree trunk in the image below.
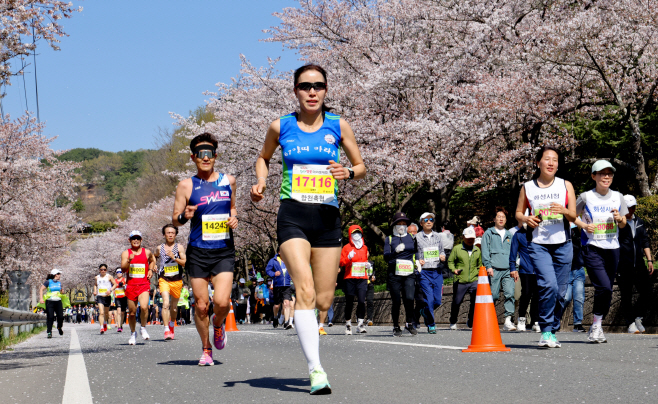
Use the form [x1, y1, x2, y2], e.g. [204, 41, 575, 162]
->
[628, 117, 652, 197]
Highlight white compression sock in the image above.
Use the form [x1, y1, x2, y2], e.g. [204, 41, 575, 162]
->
[318, 322, 324, 328]
[295, 310, 323, 374]
[593, 314, 603, 327]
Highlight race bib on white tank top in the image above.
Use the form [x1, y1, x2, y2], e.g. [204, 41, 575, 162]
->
[524, 177, 568, 244]
[579, 189, 622, 249]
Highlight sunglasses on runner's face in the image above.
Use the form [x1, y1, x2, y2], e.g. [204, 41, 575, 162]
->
[295, 82, 327, 92]
[423, 218, 434, 223]
[130, 237, 141, 241]
[195, 150, 216, 160]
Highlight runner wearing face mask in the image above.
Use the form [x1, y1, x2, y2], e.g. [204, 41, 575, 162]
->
[339, 225, 369, 335]
[384, 212, 418, 337]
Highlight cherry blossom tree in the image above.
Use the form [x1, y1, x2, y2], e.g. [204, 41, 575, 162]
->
[0, 114, 79, 285]
[0, 0, 82, 87]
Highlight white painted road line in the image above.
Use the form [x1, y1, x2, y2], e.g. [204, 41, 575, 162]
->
[355, 339, 467, 350]
[62, 328, 93, 404]
[235, 330, 279, 335]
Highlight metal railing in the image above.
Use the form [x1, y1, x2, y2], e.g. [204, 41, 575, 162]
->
[0, 306, 47, 339]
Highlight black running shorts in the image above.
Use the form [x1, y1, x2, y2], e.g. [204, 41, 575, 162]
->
[186, 245, 235, 278]
[273, 286, 293, 305]
[277, 199, 342, 248]
[116, 297, 128, 311]
[95, 295, 111, 306]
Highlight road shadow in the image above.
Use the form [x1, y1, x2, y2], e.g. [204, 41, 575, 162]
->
[223, 377, 308, 393]
[505, 344, 545, 349]
[0, 362, 47, 371]
[158, 359, 223, 366]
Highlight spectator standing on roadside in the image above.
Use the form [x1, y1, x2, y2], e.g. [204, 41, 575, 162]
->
[618, 194, 654, 334]
[482, 207, 516, 331]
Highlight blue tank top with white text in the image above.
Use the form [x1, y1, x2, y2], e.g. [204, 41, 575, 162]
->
[279, 112, 342, 208]
[48, 279, 61, 293]
[188, 174, 234, 249]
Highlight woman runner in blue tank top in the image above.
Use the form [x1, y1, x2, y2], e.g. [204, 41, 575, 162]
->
[172, 133, 238, 366]
[250, 64, 365, 395]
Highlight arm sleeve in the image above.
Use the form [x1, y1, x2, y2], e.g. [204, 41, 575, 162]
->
[481, 232, 491, 268]
[265, 259, 276, 278]
[383, 237, 393, 262]
[509, 234, 519, 272]
[447, 248, 457, 272]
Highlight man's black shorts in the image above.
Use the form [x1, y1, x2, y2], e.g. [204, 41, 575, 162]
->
[186, 245, 235, 278]
[96, 295, 111, 306]
[273, 286, 293, 305]
[277, 199, 341, 247]
[115, 297, 128, 311]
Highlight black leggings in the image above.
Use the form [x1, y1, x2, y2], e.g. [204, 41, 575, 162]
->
[519, 273, 539, 321]
[366, 282, 375, 320]
[344, 279, 367, 321]
[46, 300, 63, 333]
[388, 272, 416, 328]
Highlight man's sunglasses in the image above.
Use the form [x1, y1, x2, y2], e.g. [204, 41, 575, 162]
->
[422, 218, 434, 223]
[130, 237, 142, 241]
[195, 150, 216, 160]
[295, 82, 327, 92]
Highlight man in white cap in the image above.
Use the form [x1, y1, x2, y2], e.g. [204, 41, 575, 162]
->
[618, 194, 654, 334]
[415, 212, 446, 334]
[120, 230, 156, 345]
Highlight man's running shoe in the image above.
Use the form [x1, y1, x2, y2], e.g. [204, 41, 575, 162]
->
[367, 320, 373, 326]
[169, 323, 175, 337]
[164, 330, 173, 340]
[198, 348, 214, 366]
[405, 324, 418, 336]
[327, 322, 333, 327]
[309, 366, 332, 395]
[213, 320, 226, 350]
[128, 332, 137, 345]
[550, 333, 561, 348]
[449, 323, 457, 330]
[58, 328, 63, 336]
[318, 326, 327, 336]
[284, 320, 293, 330]
[588, 326, 607, 343]
[635, 317, 646, 333]
[628, 322, 640, 334]
[47, 332, 52, 339]
[572, 324, 585, 333]
[428, 325, 437, 334]
[538, 332, 556, 348]
[140, 327, 150, 341]
[356, 324, 367, 334]
[532, 322, 541, 333]
[393, 327, 402, 337]
[273, 317, 279, 328]
[345, 324, 352, 335]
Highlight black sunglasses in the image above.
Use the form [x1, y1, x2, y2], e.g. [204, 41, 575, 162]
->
[195, 150, 216, 160]
[130, 237, 142, 241]
[295, 82, 327, 92]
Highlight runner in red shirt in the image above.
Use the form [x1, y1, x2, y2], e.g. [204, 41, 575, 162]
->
[339, 225, 369, 335]
[120, 230, 156, 345]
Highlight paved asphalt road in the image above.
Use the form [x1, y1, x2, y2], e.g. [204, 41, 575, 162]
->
[2, 322, 658, 404]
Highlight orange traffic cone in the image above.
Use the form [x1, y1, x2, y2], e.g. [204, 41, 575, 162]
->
[462, 267, 511, 353]
[111, 316, 115, 325]
[91, 317, 95, 325]
[225, 301, 239, 332]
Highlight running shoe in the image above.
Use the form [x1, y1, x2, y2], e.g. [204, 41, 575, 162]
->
[345, 324, 352, 335]
[628, 322, 640, 334]
[128, 332, 137, 345]
[198, 348, 214, 366]
[318, 326, 327, 336]
[327, 322, 333, 327]
[550, 333, 561, 348]
[367, 320, 373, 326]
[393, 327, 402, 337]
[503, 316, 517, 331]
[273, 317, 279, 328]
[140, 327, 150, 341]
[117, 327, 123, 332]
[356, 324, 367, 334]
[635, 317, 646, 333]
[47, 332, 52, 339]
[213, 320, 226, 350]
[100, 326, 105, 335]
[449, 323, 457, 330]
[285, 320, 293, 330]
[164, 330, 173, 340]
[169, 323, 175, 337]
[428, 325, 437, 334]
[588, 326, 607, 343]
[309, 366, 332, 395]
[405, 324, 418, 336]
[104, 324, 108, 333]
[517, 317, 527, 332]
[572, 324, 585, 333]
[532, 322, 541, 333]
[538, 332, 556, 348]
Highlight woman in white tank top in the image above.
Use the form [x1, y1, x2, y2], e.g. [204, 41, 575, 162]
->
[573, 160, 628, 343]
[515, 146, 577, 349]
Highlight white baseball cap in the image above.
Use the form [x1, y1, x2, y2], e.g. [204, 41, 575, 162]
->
[239, 278, 245, 283]
[129, 230, 142, 238]
[51, 269, 62, 275]
[624, 195, 637, 208]
[463, 227, 476, 238]
[420, 212, 436, 221]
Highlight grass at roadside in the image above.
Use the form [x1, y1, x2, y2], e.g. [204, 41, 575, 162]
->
[0, 325, 47, 351]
